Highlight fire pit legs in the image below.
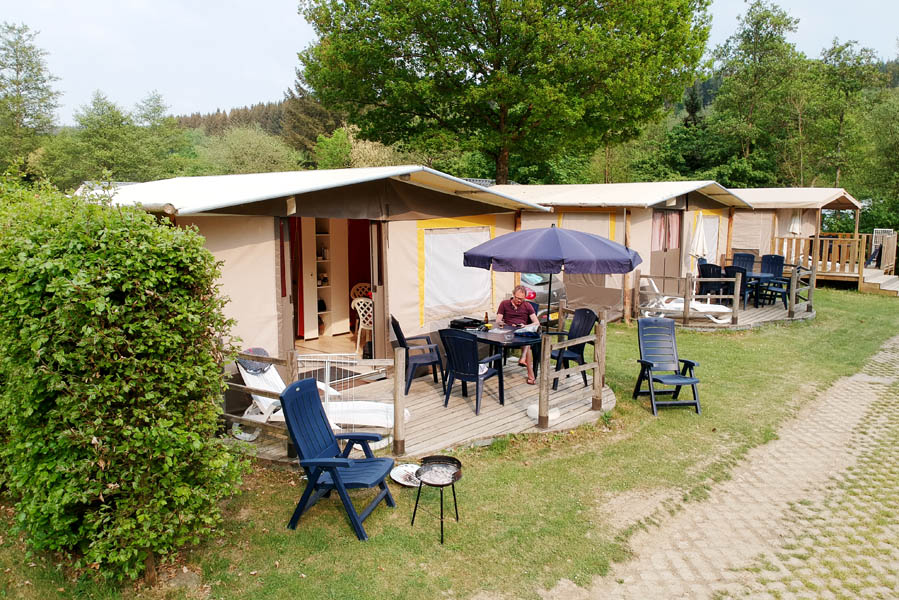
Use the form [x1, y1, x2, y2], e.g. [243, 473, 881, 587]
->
[410, 456, 462, 544]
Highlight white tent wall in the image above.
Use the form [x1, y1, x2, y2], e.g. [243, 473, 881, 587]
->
[179, 215, 282, 356]
[386, 214, 516, 337]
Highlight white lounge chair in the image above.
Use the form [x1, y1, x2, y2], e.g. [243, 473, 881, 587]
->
[640, 278, 733, 325]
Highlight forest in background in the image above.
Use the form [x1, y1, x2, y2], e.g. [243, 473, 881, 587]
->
[2, 2, 899, 231]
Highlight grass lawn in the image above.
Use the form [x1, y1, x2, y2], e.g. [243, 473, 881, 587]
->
[2, 287, 898, 599]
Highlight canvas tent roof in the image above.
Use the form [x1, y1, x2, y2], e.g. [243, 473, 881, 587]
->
[108, 165, 549, 220]
[489, 181, 752, 209]
[729, 187, 861, 210]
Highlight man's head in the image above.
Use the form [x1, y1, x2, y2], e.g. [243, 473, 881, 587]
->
[511, 284, 528, 306]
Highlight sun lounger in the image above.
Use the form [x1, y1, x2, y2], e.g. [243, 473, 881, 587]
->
[640, 278, 733, 325]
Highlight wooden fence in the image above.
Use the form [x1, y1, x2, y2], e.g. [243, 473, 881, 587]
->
[536, 307, 607, 429]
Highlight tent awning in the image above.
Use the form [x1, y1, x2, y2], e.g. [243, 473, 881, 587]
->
[489, 181, 752, 209]
[107, 165, 549, 220]
[729, 188, 862, 210]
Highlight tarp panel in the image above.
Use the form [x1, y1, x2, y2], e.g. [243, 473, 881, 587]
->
[180, 215, 280, 354]
[423, 228, 492, 321]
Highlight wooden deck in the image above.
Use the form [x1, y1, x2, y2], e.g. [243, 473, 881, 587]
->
[679, 302, 815, 331]
[242, 362, 616, 466]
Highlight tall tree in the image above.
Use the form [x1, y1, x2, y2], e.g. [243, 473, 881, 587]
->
[712, 0, 799, 159]
[819, 39, 883, 186]
[0, 22, 60, 167]
[281, 76, 342, 153]
[298, 0, 710, 183]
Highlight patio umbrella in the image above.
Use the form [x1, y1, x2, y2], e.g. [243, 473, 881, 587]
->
[463, 225, 642, 327]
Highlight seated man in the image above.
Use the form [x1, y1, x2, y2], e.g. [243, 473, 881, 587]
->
[496, 284, 540, 385]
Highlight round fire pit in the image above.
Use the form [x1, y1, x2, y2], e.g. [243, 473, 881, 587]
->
[411, 456, 461, 544]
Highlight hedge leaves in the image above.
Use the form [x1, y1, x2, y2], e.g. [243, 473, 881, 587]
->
[0, 176, 247, 579]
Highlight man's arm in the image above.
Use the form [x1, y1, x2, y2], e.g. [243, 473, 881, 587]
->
[528, 303, 540, 326]
[496, 302, 505, 326]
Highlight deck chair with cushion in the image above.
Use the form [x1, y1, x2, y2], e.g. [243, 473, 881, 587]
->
[548, 308, 598, 391]
[280, 378, 396, 541]
[439, 328, 503, 415]
[640, 278, 732, 324]
[391, 315, 445, 395]
[632, 317, 701, 416]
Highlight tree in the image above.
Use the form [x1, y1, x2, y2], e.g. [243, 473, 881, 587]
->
[282, 76, 342, 152]
[194, 124, 306, 174]
[299, 0, 711, 183]
[819, 39, 884, 186]
[0, 22, 60, 168]
[711, 1, 799, 159]
[36, 91, 190, 189]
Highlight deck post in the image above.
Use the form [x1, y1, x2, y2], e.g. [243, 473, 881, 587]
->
[538, 337, 552, 429]
[287, 349, 299, 384]
[788, 268, 798, 318]
[683, 273, 693, 324]
[592, 312, 607, 411]
[731, 272, 741, 325]
[393, 347, 405, 456]
[633, 270, 641, 318]
[623, 209, 632, 325]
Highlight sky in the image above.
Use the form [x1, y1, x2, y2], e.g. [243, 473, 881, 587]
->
[1, 0, 897, 126]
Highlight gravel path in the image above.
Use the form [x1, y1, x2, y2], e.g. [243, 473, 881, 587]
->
[542, 334, 899, 600]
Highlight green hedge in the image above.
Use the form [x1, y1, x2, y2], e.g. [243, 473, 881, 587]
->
[0, 177, 247, 579]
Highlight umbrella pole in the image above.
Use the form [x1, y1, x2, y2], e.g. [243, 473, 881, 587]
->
[545, 275, 552, 332]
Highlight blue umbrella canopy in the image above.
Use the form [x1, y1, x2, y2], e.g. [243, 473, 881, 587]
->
[463, 226, 642, 274]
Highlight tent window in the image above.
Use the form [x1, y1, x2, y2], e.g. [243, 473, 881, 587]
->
[423, 227, 491, 321]
[652, 210, 681, 252]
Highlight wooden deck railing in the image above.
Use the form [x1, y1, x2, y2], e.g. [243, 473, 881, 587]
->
[880, 233, 897, 275]
[773, 235, 870, 279]
[536, 310, 607, 429]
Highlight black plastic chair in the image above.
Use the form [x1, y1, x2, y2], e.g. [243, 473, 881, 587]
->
[759, 254, 788, 308]
[731, 252, 756, 272]
[632, 318, 700, 416]
[391, 315, 445, 395]
[439, 329, 503, 415]
[724, 265, 753, 309]
[280, 378, 396, 541]
[697, 263, 725, 298]
[548, 308, 598, 391]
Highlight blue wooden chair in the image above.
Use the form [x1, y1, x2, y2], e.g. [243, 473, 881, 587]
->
[548, 308, 598, 391]
[632, 318, 700, 416]
[723, 265, 753, 309]
[697, 263, 725, 298]
[280, 378, 396, 541]
[731, 252, 756, 272]
[439, 329, 503, 415]
[391, 315, 445, 395]
[759, 254, 789, 308]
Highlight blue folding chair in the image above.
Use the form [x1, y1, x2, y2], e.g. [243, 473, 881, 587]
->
[280, 378, 395, 541]
[632, 318, 700, 416]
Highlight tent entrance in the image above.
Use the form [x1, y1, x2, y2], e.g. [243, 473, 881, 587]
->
[290, 217, 373, 355]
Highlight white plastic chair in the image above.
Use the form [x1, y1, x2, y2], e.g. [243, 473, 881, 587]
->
[351, 297, 374, 354]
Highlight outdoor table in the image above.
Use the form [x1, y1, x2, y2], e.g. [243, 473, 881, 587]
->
[745, 272, 773, 308]
[471, 325, 544, 379]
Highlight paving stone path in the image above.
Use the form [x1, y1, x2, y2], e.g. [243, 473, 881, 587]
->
[545, 334, 899, 600]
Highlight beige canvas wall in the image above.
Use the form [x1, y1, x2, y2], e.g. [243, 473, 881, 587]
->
[387, 214, 516, 337]
[732, 209, 776, 255]
[180, 215, 281, 355]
